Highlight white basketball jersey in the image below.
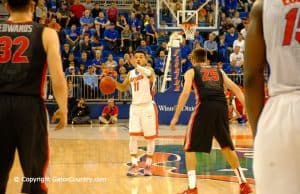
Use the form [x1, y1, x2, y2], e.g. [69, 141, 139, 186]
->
[129, 69, 153, 105]
[263, 0, 300, 96]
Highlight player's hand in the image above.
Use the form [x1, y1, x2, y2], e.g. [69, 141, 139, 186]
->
[170, 117, 178, 131]
[51, 109, 67, 130]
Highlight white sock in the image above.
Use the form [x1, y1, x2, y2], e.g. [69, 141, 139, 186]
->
[146, 156, 153, 167]
[131, 156, 138, 166]
[234, 167, 246, 184]
[187, 170, 196, 189]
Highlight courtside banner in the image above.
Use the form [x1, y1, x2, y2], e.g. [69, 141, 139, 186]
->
[155, 90, 195, 124]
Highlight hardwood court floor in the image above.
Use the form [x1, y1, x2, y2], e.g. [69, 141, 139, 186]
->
[6, 121, 256, 194]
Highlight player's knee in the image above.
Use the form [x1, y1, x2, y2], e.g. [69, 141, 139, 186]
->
[110, 116, 118, 123]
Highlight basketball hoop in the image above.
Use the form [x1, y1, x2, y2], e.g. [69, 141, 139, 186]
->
[181, 23, 197, 40]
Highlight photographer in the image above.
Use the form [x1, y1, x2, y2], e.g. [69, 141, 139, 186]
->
[71, 98, 92, 124]
[99, 99, 119, 124]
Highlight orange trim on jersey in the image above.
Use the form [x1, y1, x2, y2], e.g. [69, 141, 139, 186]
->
[130, 132, 144, 136]
[40, 62, 48, 99]
[145, 135, 158, 140]
[153, 103, 159, 137]
[41, 109, 49, 193]
[184, 81, 201, 151]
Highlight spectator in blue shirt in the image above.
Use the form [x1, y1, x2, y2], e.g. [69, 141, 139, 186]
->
[128, 12, 142, 30]
[80, 24, 94, 39]
[157, 31, 169, 46]
[83, 66, 99, 98]
[218, 34, 229, 63]
[48, 0, 57, 13]
[78, 52, 91, 69]
[180, 39, 192, 59]
[80, 9, 94, 29]
[145, 17, 158, 45]
[225, 0, 238, 16]
[104, 23, 119, 52]
[91, 50, 104, 74]
[61, 43, 72, 69]
[182, 54, 193, 74]
[79, 35, 92, 58]
[225, 26, 238, 51]
[91, 36, 103, 52]
[204, 33, 218, 63]
[136, 40, 152, 55]
[154, 51, 166, 76]
[156, 41, 168, 57]
[95, 11, 109, 39]
[65, 62, 80, 75]
[194, 30, 204, 47]
[66, 24, 80, 49]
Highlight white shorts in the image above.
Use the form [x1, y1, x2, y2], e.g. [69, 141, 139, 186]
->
[129, 102, 158, 139]
[254, 92, 300, 194]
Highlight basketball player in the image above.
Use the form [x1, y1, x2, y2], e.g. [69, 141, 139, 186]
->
[0, 1, 68, 194]
[170, 48, 252, 194]
[244, 0, 300, 194]
[114, 50, 158, 176]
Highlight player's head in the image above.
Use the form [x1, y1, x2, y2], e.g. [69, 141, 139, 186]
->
[134, 50, 147, 66]
[5, 0, 36, 12]
[191, 48, 207, 65]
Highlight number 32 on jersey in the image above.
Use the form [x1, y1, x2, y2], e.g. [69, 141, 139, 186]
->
[0, 36, 30, 63]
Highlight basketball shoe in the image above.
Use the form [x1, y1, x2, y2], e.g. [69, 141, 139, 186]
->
[240, 182, 252, 194]
[126, 165, 141, 177]
[178, 187, 198, 194]
[144, 166, 152, 176]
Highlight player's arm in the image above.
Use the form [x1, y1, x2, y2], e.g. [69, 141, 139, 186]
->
[244, 0, 266, 136]
[136, 65, 156, 82]
[221, 70, 245, 108]
[43, 27, 68, 130]
[115, 74, 130, 92]
[170, 69, 194, 130]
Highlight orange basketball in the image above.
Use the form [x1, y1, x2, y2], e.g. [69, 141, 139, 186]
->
[99, 76, 116, 95]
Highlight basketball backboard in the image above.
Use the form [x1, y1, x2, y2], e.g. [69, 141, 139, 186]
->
[156, 0, 219, 32]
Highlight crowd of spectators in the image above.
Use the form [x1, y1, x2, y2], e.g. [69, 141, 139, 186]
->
[38, 0, 253, 100]
[33, 0, 254, 124]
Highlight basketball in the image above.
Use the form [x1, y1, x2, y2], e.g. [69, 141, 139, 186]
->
[99, 76, 116, 95]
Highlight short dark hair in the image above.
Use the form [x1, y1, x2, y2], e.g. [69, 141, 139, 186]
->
[191, 48, 207, 63]
[134, 50, 147, 57]
[6, 0, 34, 11]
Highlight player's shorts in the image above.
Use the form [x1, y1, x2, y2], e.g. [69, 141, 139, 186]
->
[254, 92, 300, 194]
[184, 101, 234, 153]
[0, 95, 49, 194]
[129, 102, 158, 139]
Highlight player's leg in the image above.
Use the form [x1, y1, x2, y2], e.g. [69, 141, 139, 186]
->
[180, 104, 214, 194]
[214, 102, 251, 194]
[142, 103, 158, 176]
[127, 104, 143, 176]
[184, 152, 197, 192]
[16, 98, 49, 194]
[254, 95, 300, 194]
[0, 97, 17, 194]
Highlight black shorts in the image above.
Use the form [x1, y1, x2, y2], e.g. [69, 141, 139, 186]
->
[0, 95, 49, 194]
[184, 101, 234, 153]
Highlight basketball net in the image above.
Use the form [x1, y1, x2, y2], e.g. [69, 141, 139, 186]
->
[181, 23, 196, 40]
